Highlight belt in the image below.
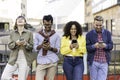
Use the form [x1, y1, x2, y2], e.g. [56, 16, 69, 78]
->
[64, 56, 83, 59]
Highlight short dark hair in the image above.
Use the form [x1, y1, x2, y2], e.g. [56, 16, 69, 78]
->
[43, 15, 53, 24]
[94, 16, 104, 22]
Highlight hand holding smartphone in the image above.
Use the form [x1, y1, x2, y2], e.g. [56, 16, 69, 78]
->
[98, 41, 104, 44]
[71, 40, 77, 44]
[98, 41, 106, 48]
[71, 39, 79, 49]
[16, 38, 25, 46]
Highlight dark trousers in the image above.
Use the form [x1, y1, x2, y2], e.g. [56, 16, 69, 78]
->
[63, 56, 84, 80]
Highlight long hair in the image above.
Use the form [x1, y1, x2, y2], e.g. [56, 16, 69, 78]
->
[14, 16, 27, 30]
[63, 21, 82, 39]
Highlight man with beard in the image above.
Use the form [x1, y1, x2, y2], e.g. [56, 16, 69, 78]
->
[86, 16, 113, 80]
[34, 15, 60, 80]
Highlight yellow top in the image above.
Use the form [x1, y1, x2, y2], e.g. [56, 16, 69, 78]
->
[60, 35, 86, 57]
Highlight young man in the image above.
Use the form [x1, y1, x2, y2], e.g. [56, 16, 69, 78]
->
[34, 15, 60, 80]
[86, 16, 113, 80]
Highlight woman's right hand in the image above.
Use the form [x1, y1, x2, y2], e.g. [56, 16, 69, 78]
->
[16, 40, 25, 46]
[70, 43, 79, 49]
[94, 42, 100, 48]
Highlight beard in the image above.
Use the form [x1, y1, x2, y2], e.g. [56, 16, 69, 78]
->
[96, 28, 102, 33]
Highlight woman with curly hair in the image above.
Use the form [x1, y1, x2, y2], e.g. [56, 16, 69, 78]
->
[60, 21, 86, 80]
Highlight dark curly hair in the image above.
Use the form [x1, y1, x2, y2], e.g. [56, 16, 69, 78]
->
[14, 16, 27, 30]
[63, 21, 82, 39]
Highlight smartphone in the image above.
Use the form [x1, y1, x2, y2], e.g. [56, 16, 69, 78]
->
[19, 38, 24, 41]
[72, 40, 77, 44]
[98, 41, 104, 44]
[44, 39, 49, 43]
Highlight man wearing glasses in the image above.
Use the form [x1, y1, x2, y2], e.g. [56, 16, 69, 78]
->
[34, 15, 60, 80]
[86, 16, 113, 80]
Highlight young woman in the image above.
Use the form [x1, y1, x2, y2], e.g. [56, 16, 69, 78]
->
[60, 21, 86, 80]
[1, 16, 35, 80]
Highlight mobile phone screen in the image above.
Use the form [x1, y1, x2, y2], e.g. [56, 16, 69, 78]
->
[44, 39, 49, 43]
[72, 40, 77, 44]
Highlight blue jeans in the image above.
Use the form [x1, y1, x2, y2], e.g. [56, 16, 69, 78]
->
[89, 61, 108, 80]
[63, 56, 84, 80]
